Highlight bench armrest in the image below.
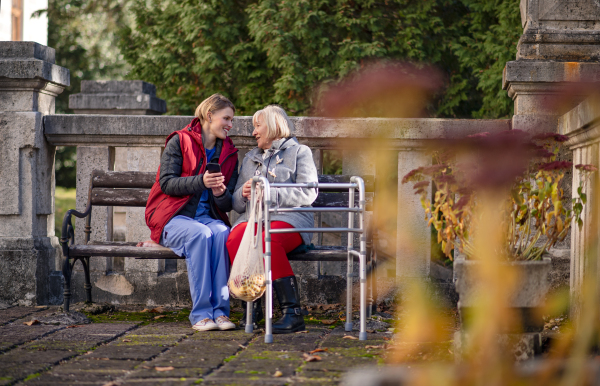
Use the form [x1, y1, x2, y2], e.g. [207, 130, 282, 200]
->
[60, 206, 92, 258]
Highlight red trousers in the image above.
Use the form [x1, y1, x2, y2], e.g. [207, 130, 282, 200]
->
[226, 221, 302, 280]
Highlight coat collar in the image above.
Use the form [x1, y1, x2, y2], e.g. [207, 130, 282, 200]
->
[246, 137, 298, 163]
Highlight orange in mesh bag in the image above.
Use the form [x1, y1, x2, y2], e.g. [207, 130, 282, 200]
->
[228, 184, 266, 301]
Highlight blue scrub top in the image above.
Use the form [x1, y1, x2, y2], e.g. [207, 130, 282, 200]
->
[194, 147, 217, 219]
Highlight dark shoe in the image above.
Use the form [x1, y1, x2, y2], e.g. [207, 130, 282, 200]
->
[272, 276, 306, 334]
[239, 298, 264, 328]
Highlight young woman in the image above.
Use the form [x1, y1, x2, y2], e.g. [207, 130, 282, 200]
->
[144, 94, 239, 331]
[226, 105, 318, 334]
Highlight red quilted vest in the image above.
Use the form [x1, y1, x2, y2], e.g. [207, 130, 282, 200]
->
[145, 118, 238, 243]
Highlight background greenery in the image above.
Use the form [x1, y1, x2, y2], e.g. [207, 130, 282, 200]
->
[119, 0, 522, 118]
[44, 0, 522, 190]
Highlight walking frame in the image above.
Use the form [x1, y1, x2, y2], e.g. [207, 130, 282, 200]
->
[244, 175, 369, 343]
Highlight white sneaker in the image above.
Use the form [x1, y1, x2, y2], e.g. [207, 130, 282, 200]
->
[215, 315, 236, 331]
[192, 318, 218, 331]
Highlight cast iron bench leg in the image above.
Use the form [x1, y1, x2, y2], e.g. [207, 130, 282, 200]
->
[62, 256, 72, 313]
[82, 257, 92, 303]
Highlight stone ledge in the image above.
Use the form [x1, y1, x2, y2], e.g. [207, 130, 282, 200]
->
[559, 95, 600, 147]
[0, 60, 70, 88]
[559, 95, 600, 134]
[80, 80, 157, 95]
[44, 115, 511, 147]
[69, 94, 167, 114]
[0, 41, 55, 62]
[503, 61, 600, 88]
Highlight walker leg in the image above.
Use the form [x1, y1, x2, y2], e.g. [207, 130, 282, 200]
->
[265, 276, 273, 343]
[245, 301, 254, 333]
[359, 253, 367, 341]
[345, 262, 353, 332]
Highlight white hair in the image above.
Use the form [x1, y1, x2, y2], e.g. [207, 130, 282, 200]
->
[252, 105, 294, 139]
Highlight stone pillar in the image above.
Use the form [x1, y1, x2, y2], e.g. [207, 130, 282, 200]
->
[68, 80, 169, 303]
[0, 42, 69, 306]
[396, 150, 431, 280]
[504, 0, 600, 133]
[559, 96, 600, 319]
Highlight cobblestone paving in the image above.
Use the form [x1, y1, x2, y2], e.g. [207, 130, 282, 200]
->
[0, 307, 388, 386]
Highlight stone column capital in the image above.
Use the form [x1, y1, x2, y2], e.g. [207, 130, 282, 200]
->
[0, 42, 70, 114]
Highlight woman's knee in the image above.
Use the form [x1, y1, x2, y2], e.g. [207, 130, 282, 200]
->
[186, 223, 213, 243]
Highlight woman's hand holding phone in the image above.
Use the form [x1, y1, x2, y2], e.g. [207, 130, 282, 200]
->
[203, 170, 226, 196]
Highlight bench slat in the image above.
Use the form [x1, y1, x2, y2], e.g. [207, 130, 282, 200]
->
[91, 188, 150, 207]
[90, 189, 372, 209]
[93, 171, 155, 188]
[90, 170, 373, 191]
[70, 244, 179, 258]
[312, 192, 373, 210]
[71, 243, 355, 261]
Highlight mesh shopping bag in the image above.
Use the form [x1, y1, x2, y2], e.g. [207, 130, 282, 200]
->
[228, 185, 266, 302]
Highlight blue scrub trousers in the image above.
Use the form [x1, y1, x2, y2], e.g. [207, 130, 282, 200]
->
[162, 215, 230, 325]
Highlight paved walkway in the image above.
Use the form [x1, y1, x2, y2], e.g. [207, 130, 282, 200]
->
[0, 306, 390, 385]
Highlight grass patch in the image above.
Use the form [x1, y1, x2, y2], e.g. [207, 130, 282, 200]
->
[83, 308, 191, 325]
[23, 373, 40, 381]
[54, 187, 76, 237]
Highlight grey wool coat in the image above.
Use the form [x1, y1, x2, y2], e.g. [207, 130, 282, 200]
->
[232, 137, 318, 245]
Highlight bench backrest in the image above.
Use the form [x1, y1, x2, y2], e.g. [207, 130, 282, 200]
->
[89, 170, 374, 209]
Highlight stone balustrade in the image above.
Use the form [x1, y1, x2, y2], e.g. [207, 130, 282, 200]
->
[42, 109, 509, 305]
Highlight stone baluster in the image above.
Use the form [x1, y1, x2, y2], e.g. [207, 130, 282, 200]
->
[0, 42, 69, 306]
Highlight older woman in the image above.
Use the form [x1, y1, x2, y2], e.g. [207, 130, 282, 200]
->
[144, 94, 239, 332]
[226, 105, 318, 334]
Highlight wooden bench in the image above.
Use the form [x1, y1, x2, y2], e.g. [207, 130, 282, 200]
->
[60, 170, 377, 313]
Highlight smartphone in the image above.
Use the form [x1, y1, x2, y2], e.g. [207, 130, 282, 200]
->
[206, 162, 221, 174]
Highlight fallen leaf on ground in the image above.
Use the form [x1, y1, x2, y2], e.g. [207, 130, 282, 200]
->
[155, 366, 174, 372]
[383, 337, 390, 341]
[303, 353, 322, 362]
[102, 382, 120, 386]
[150, 307, 166, 313]
[122, 339, 132, 342]
[365, 345, 383, 349]
[23, 320, 40, 326]
[141, 309, 151, 313]
[343, 335, 358, 340]
[153, 315, 166, 320]
[66, 325, 80, 329]
[295, 330, 308, 334]
[273, 370, 283, 377]
[321, 320, 336, 325]
[309, 348, 328, 354]
[367, 329, 375, 333]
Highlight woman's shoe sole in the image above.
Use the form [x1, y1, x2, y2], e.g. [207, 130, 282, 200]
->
[272, 325, 306, 334]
